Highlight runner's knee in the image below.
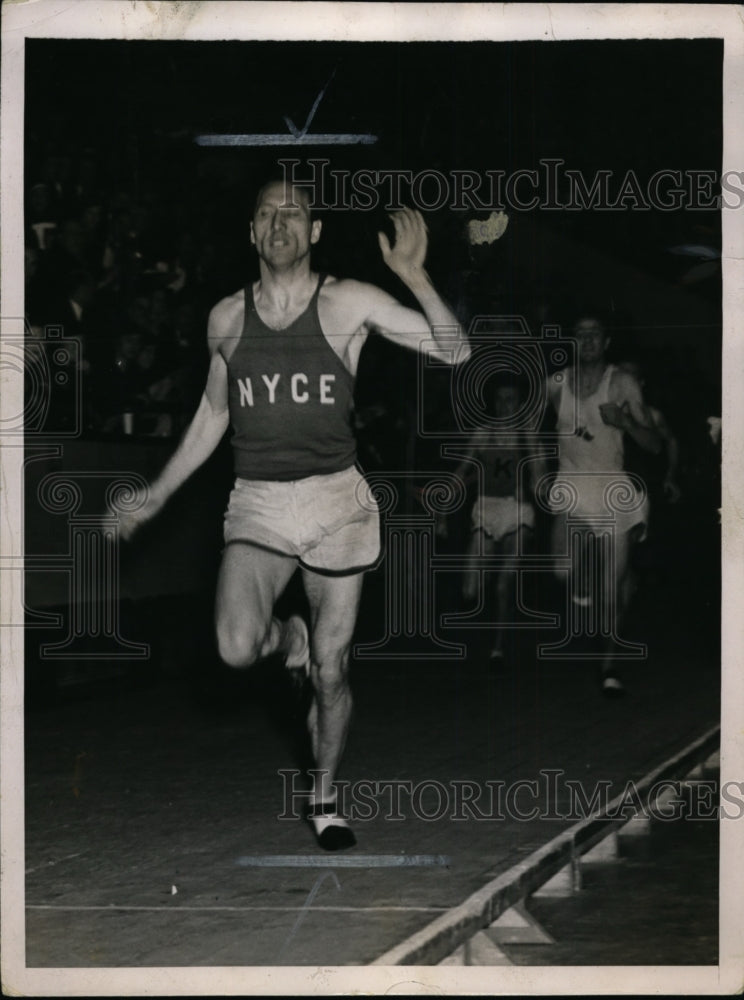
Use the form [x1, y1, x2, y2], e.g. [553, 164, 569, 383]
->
[217, 617, 269, 669]
[311, 642, 351, 693]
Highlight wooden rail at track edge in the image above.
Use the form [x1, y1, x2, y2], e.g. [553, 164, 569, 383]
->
[371, 724, 721, 966]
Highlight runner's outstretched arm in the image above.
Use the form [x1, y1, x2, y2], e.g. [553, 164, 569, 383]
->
[116, 312, 230, 539]
[372, 207, 470, 363]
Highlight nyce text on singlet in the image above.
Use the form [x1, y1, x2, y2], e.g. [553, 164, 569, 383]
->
[223, 274, 357, 481]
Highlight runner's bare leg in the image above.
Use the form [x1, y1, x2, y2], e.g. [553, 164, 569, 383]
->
[302, 569, 365, 806]
[215, 543, 300, 668]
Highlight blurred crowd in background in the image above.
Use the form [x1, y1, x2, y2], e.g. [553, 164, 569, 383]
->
[23, 142, 234, 438]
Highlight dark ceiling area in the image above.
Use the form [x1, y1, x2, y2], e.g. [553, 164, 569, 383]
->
[26, 37, 721, 174]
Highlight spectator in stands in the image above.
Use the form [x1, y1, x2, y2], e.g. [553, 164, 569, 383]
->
[27, 182, 58, 252]
[94, 329, 144, 434]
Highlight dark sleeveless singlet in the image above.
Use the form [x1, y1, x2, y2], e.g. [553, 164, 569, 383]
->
[474, 441, 523, 497]
[222, 274, 357, 481]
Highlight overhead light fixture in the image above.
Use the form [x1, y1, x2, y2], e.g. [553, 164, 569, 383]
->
[195, 133, 376, 146]
[194, 68, 377, 147]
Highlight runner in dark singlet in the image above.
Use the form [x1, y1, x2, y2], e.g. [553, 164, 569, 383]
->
[441, 378, 538, 661]
[117, 177, 470, 849]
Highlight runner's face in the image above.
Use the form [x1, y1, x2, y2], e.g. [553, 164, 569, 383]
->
[250, 183, 321, 267]
[575, 319, 609, 362]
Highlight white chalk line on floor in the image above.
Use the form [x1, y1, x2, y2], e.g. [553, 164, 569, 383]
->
[27, 904, 449, 913]
[25, 852, 84, 875]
